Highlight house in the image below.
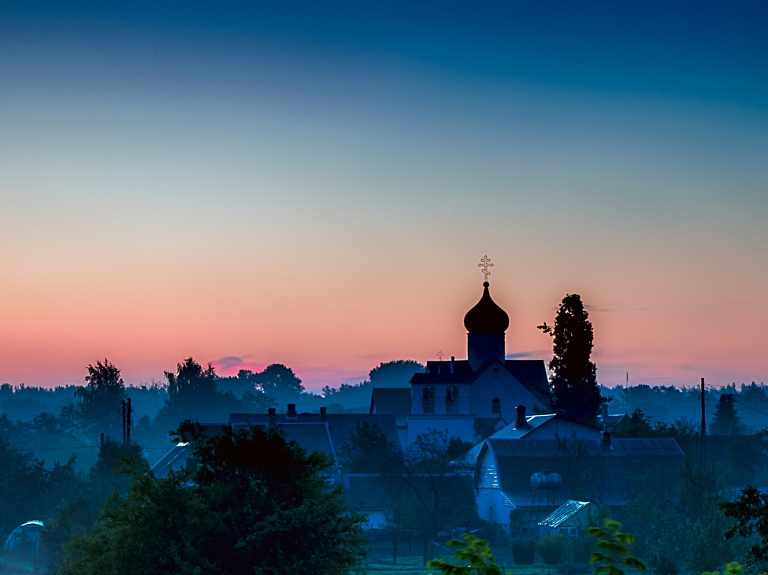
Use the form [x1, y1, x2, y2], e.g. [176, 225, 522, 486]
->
[471, 436, 684, 529]
[151, 405, 401, 480]
[451, 410, 603, 471]
[369, 388, 411, 448]
[538, 500, 592, 537]
[229, 405, 402, 453]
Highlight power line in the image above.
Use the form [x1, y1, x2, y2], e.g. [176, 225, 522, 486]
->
[709, 386, 768, 420]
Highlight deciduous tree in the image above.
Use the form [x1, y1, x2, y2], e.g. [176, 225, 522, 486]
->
[75, 359, 126, 441]
[62, 421, 366, 575]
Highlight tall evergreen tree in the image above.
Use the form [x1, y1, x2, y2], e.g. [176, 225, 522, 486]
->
[711, 393, 742, 435]
[538, 294, 604, 421]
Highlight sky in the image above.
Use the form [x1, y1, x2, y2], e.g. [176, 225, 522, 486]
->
[1, 1, 767, 391]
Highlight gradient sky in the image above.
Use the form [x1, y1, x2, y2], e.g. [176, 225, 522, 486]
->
[1, 1, 767, 391]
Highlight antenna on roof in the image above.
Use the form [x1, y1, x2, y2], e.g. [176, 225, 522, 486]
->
[436, 350, 445, 361]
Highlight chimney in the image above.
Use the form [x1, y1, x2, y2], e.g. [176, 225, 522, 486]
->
[287, 404, 297, 420]
[268, 407, 276, 429]
[450, 356, 455, 374]
[601, 430, 612, 450]
[515, 405, 527, 429]
[320, 406, 327, 422]
[601, 403, 609, 420]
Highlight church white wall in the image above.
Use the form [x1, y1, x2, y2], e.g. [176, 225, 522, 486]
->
[411, 383, 471, 416]
[469, 366, 545, 421]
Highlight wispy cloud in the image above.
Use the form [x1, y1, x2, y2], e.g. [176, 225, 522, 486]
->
[505, 350, 550, 360]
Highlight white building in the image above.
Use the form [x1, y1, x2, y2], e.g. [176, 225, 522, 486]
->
[405, 280, 550, 444]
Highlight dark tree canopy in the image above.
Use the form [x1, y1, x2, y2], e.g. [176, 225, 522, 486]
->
[369, 360, 424, 388]
[538, 294, 604, 421]
[259, 363, 305, 401]
[154, 358, 238, 431]
[166, 357, 217, 402]
[62, 422, 366, 575]
[722, 486, 768, 564]
[339, 421, 400, 474]
[75, 359, 126, 440]
[711, 393, 742, 435]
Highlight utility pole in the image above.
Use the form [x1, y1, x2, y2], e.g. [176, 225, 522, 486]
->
[700, 378, 706, 468]
[625, 372, 629, 416]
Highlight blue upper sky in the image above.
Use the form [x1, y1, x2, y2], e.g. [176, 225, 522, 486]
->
[1, 1, 767, 388]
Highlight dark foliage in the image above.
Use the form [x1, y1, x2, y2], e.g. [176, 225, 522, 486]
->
[339, 421, 400, 474]
[75, 359, 126, 442]
[711, 393, 743, 436]
[154, 357, 239, 430]
[61, 421, 367, 575]
[369, 360, 424, 388]
[721, 486, 768, 564]
[258, 363, 305, 400]
[539, 294, 603, 421]
[510, 539, 537, 565]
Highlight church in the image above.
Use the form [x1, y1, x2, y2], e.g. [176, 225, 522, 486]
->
[371, 260, 551, 445]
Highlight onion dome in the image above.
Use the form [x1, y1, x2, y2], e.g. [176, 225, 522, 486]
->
[463, 282, 509, 334]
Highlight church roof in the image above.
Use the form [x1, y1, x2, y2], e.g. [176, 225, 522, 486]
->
[464, 281, 509, 334]
[410, 359, 549, 402]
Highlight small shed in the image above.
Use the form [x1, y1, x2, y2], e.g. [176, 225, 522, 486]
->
[538, 500, 592, 537]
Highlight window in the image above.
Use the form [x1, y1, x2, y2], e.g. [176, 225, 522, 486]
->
[422, 386, 435, 414]
[491, 397, 501, 415]
[446, 385, 459, 414]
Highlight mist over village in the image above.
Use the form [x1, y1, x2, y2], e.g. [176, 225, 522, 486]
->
[2, 2, 768, 575]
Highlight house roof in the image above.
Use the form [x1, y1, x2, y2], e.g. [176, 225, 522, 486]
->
[410, 359, 550, 405]
[369, 388, 411, 422]
[538, 500, 591, 528]
[482, 437, 684, 507]
[228, 412, 402, 452]
[450, 415, 558, 467]
[151, 442, 193, 479]
[278, 422, 335, 459]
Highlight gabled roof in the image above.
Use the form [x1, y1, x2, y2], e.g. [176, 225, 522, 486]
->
[369, 388, 411, 422]
[278, 422, 335, 459]
[480, 437, 685, 507]
[450, 415, 558, 467]
[151, 442, 193, 479]
[410, 359, 550, 405]
[538, 500, 591, 528]
[228, 412, 402, 452]
[492, 414, 558, 439]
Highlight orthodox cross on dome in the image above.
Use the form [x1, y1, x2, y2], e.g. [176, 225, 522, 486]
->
[478, 255, 494, 282]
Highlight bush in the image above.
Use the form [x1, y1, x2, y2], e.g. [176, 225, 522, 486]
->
[569, 536, 594, 564]
[511, 538, 537, 565]
[649, 552, 680, 575]
[538, 535, 567, 565]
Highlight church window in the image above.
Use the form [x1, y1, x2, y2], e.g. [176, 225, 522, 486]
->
[446, 385, 459, 414]
[422, 386, 435, 414]
[492, 397, 501, 414]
